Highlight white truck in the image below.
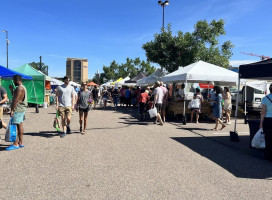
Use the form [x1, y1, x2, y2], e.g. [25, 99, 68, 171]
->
[231, 85, 265, 112]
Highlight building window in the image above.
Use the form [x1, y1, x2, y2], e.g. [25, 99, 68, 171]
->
[73, 60, 81, 82]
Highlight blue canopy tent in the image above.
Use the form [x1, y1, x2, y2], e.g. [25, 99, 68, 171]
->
[0, 65, 38, 104]
[0, 65, 33, 79]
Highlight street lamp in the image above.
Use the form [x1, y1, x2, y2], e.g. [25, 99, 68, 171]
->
[158, 1, 170, 29]
[2, 30, 9, 69]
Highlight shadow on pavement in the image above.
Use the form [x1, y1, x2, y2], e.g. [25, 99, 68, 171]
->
[171, 136, 272, 179]
[0, 144, 9, 151]
[24, 131, 60, 138]
[118, 121, 149, 126]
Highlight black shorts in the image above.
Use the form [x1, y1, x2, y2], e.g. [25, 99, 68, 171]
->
[155, 103, 162, 113]
[139, 102, 146, 114]
[79, 106, 90, 113]
[191, 108, 200, 112]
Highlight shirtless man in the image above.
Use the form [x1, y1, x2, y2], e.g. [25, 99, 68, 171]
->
[6, 75, 27, 150]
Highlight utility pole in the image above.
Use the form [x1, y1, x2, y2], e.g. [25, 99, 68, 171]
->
[2, 30, 8, 68]
[40, 56, 42, 71]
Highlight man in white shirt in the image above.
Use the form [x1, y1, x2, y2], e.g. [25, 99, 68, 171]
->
[177, 83, 186, 100]
[153, 81, 164, 125]
[56, 76, 75, 138]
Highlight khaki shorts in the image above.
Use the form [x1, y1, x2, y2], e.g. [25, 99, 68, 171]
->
[0, 107, 3, 120]
[58, 107, 72, 118]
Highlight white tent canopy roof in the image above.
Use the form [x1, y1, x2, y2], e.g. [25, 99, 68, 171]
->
[117, 76, 130, 86]
[162, 60, 238, 85]
[137, 69, 166, 86]
[69, 81, 80, 87]
[101, 81, 112, 87]
[50, 78, 64, 86]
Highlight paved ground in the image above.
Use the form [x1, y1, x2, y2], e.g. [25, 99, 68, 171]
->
[1, 104, 272, 200]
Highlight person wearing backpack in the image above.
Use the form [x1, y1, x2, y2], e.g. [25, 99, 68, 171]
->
[260, 83, 272, 161]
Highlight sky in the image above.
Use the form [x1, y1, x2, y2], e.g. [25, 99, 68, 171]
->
[0, 0, 271, 80]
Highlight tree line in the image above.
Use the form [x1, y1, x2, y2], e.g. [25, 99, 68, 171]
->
[30, 19, 234, 84]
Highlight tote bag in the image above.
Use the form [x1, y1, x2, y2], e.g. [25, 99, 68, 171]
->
[251, 128, 265, 149]
[148, 107, 157, 118]
[5, 118, 17, 142]
[190, 99, 200, 109]
[53, 111, 61, 132]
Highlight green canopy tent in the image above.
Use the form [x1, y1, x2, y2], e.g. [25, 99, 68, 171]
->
[13, 64, 46, 104]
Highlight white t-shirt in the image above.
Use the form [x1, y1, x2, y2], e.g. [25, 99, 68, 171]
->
[154, 87, 164, 104]
[57, 84, 74, 107]
[178, 88, 185, 98]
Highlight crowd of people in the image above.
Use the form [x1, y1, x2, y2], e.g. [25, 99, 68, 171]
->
[1, 74, 272, 163]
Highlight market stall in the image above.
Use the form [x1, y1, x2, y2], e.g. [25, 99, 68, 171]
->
[232, 58, 272, 141]
[115, 76, 130, 87]
[137, 69, 166, 86]
[162, 60, 238, 124]
[87, 81, 98, 86]
[0, 65, 33, 103]
[125, 72, 146, 86]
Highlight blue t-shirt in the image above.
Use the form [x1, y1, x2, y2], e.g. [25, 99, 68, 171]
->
[125, 90, 131, 98]
[261, 94, 272, 117]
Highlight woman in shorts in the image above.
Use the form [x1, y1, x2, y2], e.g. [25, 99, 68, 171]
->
[76, 82, 91, 135]
[223, 87, 232, 125]
[102, 89, 110, 109]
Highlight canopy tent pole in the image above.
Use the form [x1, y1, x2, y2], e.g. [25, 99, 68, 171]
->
[230, 77, 240, 142]
[32, 80, 39, 113]
[244, 82, 248, 124]
[208, 82, 210, 99]
[182, 78, 188, 125]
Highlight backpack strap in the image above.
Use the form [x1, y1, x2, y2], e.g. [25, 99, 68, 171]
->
[267, 95, 272, 103]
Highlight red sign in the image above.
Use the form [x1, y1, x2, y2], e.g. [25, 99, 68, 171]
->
[199, 83, 214, 89]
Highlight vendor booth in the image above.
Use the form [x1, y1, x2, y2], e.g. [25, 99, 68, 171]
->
[137, 69, 166, 86]
[162, 61, 238, 124]
[0, 65, 33, 103]
[115, 76, 130, 87]
[14, 64, 47, 105]
[232, 58, 272, 142]
[87, 81, 98, 86]
[125, 72, 146, 86]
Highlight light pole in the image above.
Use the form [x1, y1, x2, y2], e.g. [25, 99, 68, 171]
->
[2, 30, 8, 68]
[158, 1, 170, 29]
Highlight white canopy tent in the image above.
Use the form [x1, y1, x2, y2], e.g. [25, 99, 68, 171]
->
[137, 69, 166, 86]
[50, 78, 64, 86]
[162, 60, 238, 85]
[162, 61, 238, 124]
[101, 81, 112, 87]
[116, 76, 130, 87]
[69, 81, 81, 87]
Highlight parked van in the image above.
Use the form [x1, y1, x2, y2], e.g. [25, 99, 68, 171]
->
[231, 86, 265, 111]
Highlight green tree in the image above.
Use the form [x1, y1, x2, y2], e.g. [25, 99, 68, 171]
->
[29, 62, 49, 75]
[142, 19, 234, 72]
[100, 58, 156, 83]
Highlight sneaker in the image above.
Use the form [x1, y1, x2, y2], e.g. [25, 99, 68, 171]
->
[80, 126, 82, 132]
[226, 122, 231, 125]
[6, 145, 20, 151]
[60, 132, 67, 138]
[67, 126, 71, 134]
